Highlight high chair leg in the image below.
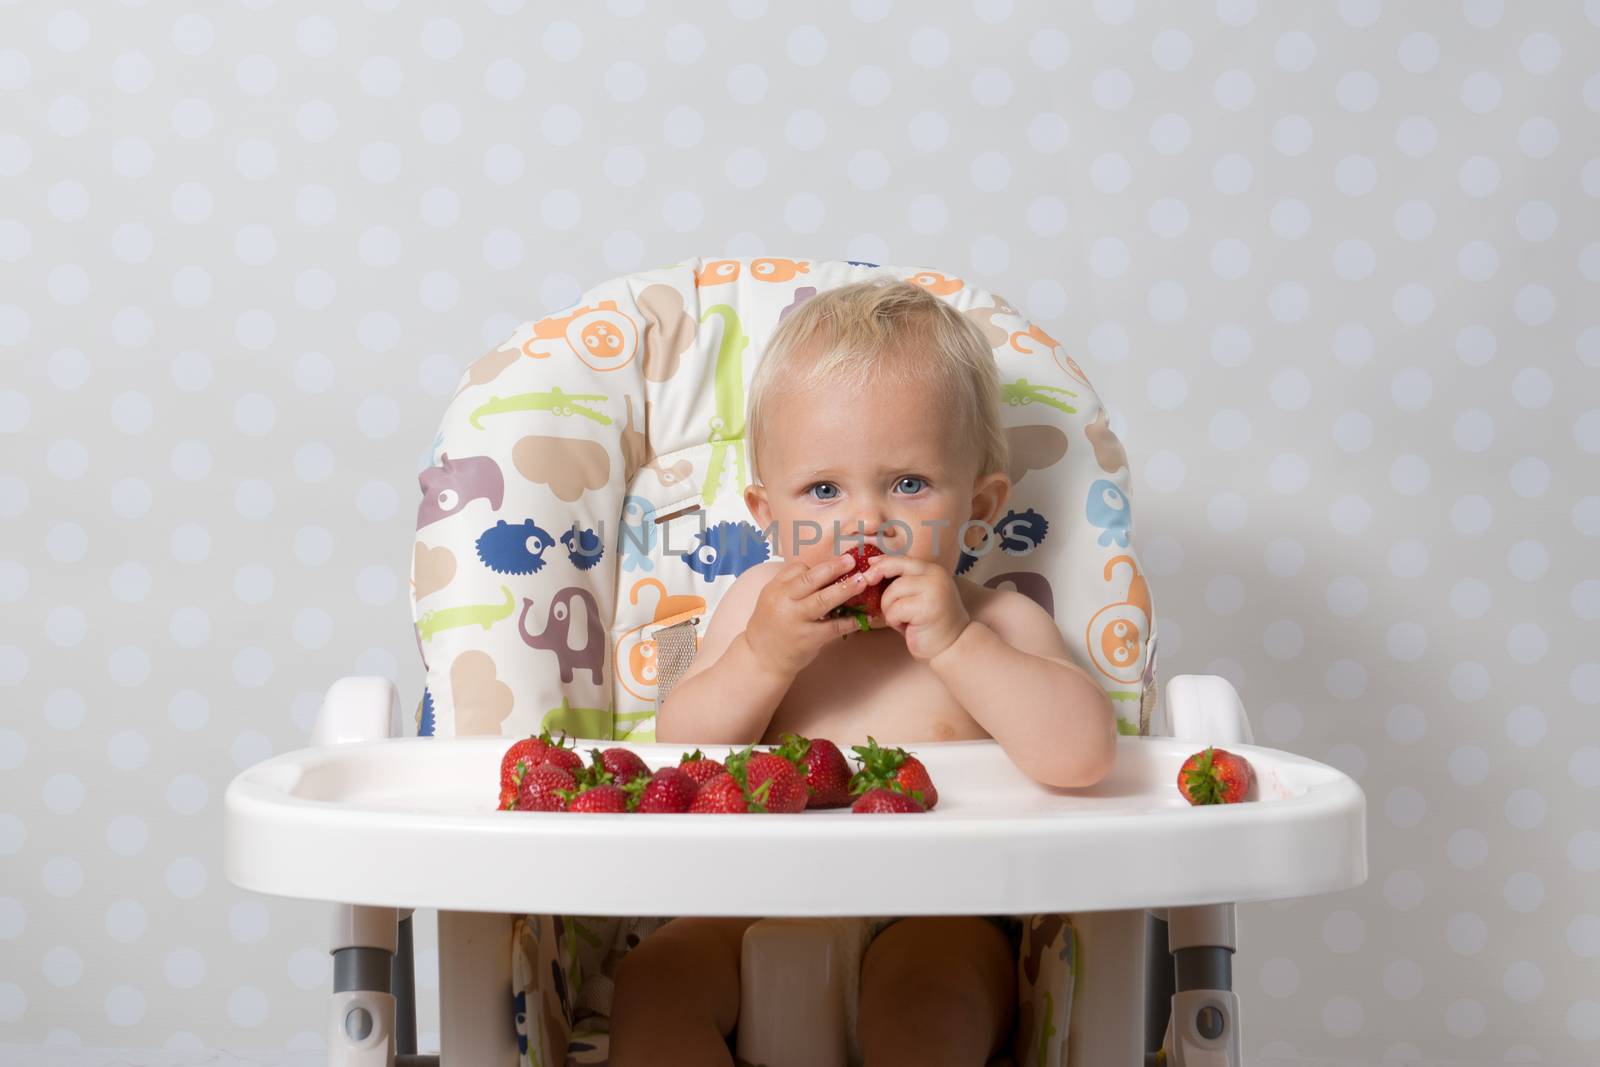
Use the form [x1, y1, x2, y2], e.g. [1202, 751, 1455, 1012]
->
[1161, 904, 1241, 1067]
[1064, 908, 1145, 1067]
[329, 904, 399, 1067]
[437, 910, 520, 1067]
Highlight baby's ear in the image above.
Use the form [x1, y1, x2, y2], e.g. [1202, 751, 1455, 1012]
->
[744, 482, 773, 530]
[970, 470, 1011, 526]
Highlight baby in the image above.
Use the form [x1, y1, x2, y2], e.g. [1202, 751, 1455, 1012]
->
[610, 278, 1117, 1067]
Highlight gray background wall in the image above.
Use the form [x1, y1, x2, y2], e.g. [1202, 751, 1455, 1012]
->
[2, 1, 1597, 1062]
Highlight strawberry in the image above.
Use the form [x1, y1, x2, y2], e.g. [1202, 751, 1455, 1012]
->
[724, 746, 808, 814]
[689, 772, 753, 813]
[773, 733, 852, 809]
[594, 746, 651, 786]
[1178, 747, 1254, 805]
[827, 543, 895, 633]
[564, 783, 630, 813]
[848, 736, 939, 810]
[500, 735, 548, 806]
[677, 749, 727, 791]
[625, 767, 697, 813]
[851, 787, 926, 814]
[540, 735, 585, 775]
[516, 762, 575, 812]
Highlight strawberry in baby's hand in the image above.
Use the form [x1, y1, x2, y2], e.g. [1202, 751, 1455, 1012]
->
[848, 736, 939, 810]
[725, 746, 809, 814]
[676, 749, 727, 791]
[1178, 747, 1254, 805]
[625, 767, 698, 813]
[852, 787, 927, 814]
[773, 733, 853, 809]
[827, 544, 895, 633]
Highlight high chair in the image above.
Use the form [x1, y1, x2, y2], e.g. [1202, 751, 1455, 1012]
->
[224, 256, 1367, 1067]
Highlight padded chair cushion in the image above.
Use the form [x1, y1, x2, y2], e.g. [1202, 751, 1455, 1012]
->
[410, 256, 1156, 741]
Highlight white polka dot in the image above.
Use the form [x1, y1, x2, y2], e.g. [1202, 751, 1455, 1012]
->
[1322, 910, 1364, 953]
[1263, 620, 1303, 660]
[1510, 457, 1551, 498]
[1569, 914, 1600, 957]
[1269, 198, 1311, 239]
[1268, 369, 1310, 410]
[230, 900, 271, 944]
[1329, 494, 1372, 535]
[1151, 29, 1192, 71]
[1453, 409, 1495, 452]
[1460, 71, 1503, 114]
[1447, 912, 1488, 954]
[1445, 999, 1486, 1038]
[1398, 32, 1439, 73]
[1449, 661, 1490, 703]
[288, 947, 331, 990]
[1258, 958, 1299, 997]
[1264, 537, 1306, 578]
[105, 899, 146, 942]
[1327, 659, 1368, 700]
[1492, 709, 1543, 755]
[106, 986, 145, 1027]
[1502, 959, 1543, 1002]
[1572, 663, 1600, 706]
[1450, 746, 1492, 787]
[1395, 116, 1438, 158]
[1452, 831, 1484, 870]
[1449, 578, 1493, 619]
[1321, 993, 1367, 1035]
[1508, 540, 1549, 581]
[1267, 453, 1310, 494]
[165, 858, 208, 899]
[1386, 622, 1427, 661]
[1388, 783, 1427, 825]
[1383, 958, 1424, 1000]
[228, 986, 270, 1028]
[1144, 451, 1185, 492]
[1384, 868, 1425, 910]
[1325, 576, 1369, 617]
[165, 948, 207, 989]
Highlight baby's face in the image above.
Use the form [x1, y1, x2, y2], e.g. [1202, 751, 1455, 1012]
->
[744, 375, 1008, 574]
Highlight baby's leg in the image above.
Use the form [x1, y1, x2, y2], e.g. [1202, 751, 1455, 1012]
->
[609, 915, 758, 1067]
[857, 916, 1017, 1067]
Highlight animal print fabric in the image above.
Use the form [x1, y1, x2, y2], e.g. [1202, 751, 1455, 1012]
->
[411, 257, 1153, 1066]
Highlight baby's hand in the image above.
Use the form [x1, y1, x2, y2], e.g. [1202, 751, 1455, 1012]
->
[744, 553, 875, 679]
[862, 554, 971, 661]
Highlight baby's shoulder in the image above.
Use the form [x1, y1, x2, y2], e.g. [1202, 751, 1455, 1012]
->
[958, 578, 1058, 642]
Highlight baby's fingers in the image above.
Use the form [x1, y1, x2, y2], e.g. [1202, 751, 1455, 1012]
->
[804, 569, 869, 618]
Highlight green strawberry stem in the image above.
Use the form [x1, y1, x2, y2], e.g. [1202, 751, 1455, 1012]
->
[1183, 746, 1226, 805]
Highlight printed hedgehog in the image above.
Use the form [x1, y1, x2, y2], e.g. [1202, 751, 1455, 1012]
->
[682, 520, 770, 583]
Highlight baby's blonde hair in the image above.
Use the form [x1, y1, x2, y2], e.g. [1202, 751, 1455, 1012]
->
[745, 277, 1010, 486]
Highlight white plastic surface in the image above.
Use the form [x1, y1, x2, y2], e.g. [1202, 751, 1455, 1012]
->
[1165, 674, 1255, 747]
[225, 735, 1365, 917]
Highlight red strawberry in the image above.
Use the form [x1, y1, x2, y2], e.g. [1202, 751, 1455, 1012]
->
[565, 783, 630, 813]
[594, 746, 651, 786]
[1178, 747, 1254, 805]
[851, 787, 926, 814]
[516, 762, 575, 812]
[848, 736, 939, 810]
[500, 735, 548, 805]
[541, 736, 584, 775]
[827, 543, 895, 632]
[626, 767, 697, 813]
[724, 746, 807, 814]
[677, 749, 726, 790]
[773, 733, 852, 809]
[689, 772, 753, 814]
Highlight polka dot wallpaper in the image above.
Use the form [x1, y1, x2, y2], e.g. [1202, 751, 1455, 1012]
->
[1, 0, 1596, 1061]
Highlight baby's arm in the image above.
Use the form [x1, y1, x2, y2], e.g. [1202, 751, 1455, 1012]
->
[658, 556, 865, 745]
[930, 594, 1118, 789]
[656, 563, 790, 745]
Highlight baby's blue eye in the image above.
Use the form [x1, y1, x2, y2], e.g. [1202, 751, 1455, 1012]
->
[896, 477, 926, 494]
[808, 483, 839, 501]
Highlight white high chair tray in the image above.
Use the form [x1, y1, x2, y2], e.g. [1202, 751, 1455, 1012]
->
[225, 736, 1365, 916]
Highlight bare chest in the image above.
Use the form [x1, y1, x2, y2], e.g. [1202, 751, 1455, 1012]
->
[760, 628, 990, 747]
